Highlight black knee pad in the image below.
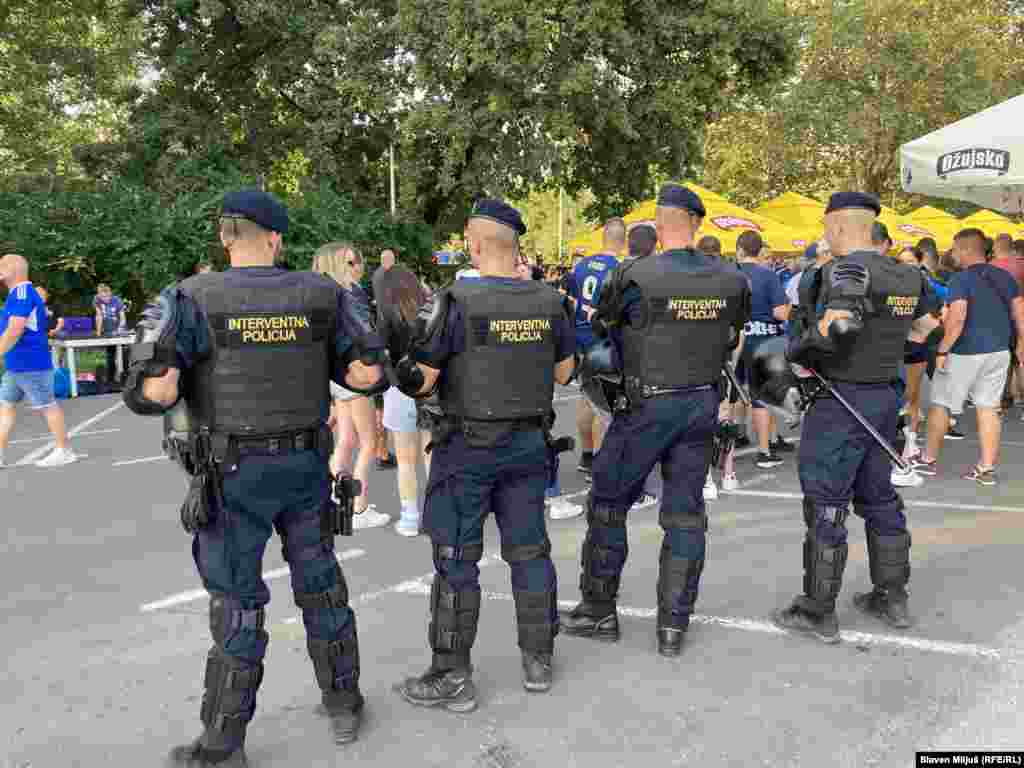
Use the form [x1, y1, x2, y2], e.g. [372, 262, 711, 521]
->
[502, 538, 552, 564]
[659, 507, 708, 531]
[433, 542, 484, 564]
[804, 499, 849, 530]
[294, 563, 350, 611]
[209, 593, 266, 649]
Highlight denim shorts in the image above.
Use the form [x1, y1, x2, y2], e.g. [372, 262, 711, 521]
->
[383, 386, 418, 433]
[0, 369, 57, 409]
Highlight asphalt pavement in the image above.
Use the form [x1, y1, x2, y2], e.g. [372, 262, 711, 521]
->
[2, 387, 1022, 768]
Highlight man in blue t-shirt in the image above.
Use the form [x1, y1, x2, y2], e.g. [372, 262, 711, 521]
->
[0, 254, 77, 468]
[734, 230, 792, 468]
[568, 218, 624, 477]
[917, 229, 1024, 485]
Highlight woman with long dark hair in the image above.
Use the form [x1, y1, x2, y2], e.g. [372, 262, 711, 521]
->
[375, 265, 431, 535]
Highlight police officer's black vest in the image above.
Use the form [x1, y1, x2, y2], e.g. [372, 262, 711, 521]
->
[180, 269, 337, 435]
[819, 252, 924, 383]
[441, 279, 563, 421]
[620, 251, 748, 393]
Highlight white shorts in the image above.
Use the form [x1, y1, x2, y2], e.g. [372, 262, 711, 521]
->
[931, 351, 1010, 414]
[330, 380, 362, 402]
[383, 386, 418, 433]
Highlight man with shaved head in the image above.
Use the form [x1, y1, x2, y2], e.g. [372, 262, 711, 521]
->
[391, 199, 576, 707]
[765, 192, 936, 644]
[562, 184, 750, 657]
[0, 254, 77, 467]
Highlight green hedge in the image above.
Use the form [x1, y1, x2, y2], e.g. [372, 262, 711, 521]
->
[0, 177, 434, 323]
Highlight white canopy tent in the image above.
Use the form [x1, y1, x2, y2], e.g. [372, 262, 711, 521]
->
[900, 95, 1024, 216]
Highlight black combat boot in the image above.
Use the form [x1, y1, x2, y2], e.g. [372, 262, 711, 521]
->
[656, 628, 685, 657]
[513, 590, 558, 692]
[773, 533, 847, 644]
[307, 619, 365, 744]
[854, 530, 912, 629]
[561, 502, 625, 641]
[397, 571, 481, 711]
[656, 549, 704, 657]
[166, 741, 248, 767]
[167, 649, 262, 767]
[397, 654, 478, 712]
[560, 600, 620, 641]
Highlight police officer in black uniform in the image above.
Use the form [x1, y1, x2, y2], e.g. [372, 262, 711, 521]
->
[390, 199, 576, 709]
[123, 189, 387, 766]
[560, 184, 750, 656]
[758, 192, 933, 644]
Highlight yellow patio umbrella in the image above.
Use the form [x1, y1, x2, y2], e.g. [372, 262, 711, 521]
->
[618, 184, 812, 254]
[754, 192, 827, 236]
[875, 205, 932, 250]
[958, 210, 1024, 239]
[904, 206, 962, 251]
[567, 184, 811, 257]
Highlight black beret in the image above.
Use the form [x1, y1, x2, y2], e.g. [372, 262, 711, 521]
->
[469, 198, 527, 236]
[825, 192, 881, 216]
[222, 188, 290, 234]
[657, 183, 706, 217]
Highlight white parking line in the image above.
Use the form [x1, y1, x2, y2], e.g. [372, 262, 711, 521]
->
[139, 548, 367, 612]
[10, 427, 121, 445]
[281, 555, 505, 625]
[724, 489, 1024, 515]
[390, 582, 1007, 662]
[113, 455, 168, 466]
[15, 400, 125, 466]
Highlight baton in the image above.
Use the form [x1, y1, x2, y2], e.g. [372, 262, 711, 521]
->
[807, 369, 911, 473]
[722, 363, 751, 407]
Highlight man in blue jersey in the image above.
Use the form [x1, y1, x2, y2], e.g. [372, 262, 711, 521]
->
[0, 254, 77, 468]
[569, 218, 625, 477]
[734, 231, 792, 468]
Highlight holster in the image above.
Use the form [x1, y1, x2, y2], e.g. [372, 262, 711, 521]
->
[325, 475, 362, 537]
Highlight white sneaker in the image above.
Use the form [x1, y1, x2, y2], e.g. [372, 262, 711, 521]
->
[632, 493, 657, 510]
[703, 474, 718, 501]
[891, 467, 924, 488]
[394, 521, 420, 537]
[35, 447, 78, 468]
[721, 473, 739, 492]
[352, 505, 391, 530]
[548, 499, 584, 520]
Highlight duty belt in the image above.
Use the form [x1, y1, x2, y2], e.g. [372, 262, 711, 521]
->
[231, 427, 326, 458]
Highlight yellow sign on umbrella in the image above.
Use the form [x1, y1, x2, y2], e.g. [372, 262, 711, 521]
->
[905, 206, 962, 251]
[958, 210, 1024, 239]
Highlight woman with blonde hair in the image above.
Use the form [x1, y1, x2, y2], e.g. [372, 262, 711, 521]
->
[312, 242, 390, 529]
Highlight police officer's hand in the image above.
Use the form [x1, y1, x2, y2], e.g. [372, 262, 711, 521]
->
[935, 352, 949, 373]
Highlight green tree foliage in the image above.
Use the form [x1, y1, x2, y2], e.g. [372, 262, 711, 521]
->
[106, 0, 796, 236]
[703, 0, 1024, 209]
[0, 0, 141, 182]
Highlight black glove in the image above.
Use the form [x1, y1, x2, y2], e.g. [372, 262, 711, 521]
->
[180, 473, 214, 533]
[123, 287, 184, 416]
[394, 356, 425, 397]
